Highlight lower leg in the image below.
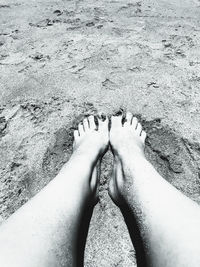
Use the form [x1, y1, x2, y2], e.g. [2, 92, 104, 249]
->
[109, 113, 200, 267]
[0, 115, 109, 267]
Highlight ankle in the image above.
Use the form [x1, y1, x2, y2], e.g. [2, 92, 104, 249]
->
[117, 149, 146, 166]
[71, 147, 100, 166]
[116, 155, 150, 204]
[111, 141, 145, 160]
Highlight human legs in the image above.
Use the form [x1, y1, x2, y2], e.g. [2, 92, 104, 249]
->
[0, 115, 109, 267]
[109, 112, 200, 267]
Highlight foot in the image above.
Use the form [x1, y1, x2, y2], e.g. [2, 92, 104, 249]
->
[73, 115, 109, 201]
[109, 112, 147, 206]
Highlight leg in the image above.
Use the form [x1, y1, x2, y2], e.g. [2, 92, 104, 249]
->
[109, 112, 200, 267]
[0, 115, 109, 267]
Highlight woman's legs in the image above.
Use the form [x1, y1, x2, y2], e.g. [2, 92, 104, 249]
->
[0, 115, 109, 267]
[109, 112, 200, 267]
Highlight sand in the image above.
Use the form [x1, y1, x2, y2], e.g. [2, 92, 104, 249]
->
[1, 0, 200, 266]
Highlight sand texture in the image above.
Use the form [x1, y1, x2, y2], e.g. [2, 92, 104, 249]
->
[1, 0, 200, 266]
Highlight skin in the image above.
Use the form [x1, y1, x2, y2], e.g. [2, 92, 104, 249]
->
[0, 115, 109, 267]
[1, 112, 200, 267]
[109, 112, 200, 267]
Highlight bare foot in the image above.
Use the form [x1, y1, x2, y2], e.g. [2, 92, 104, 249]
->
[109, 112, 146, 206]
[73, 115, 109, 202]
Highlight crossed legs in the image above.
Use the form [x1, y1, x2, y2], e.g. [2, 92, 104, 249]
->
[0, 113, 200, 267]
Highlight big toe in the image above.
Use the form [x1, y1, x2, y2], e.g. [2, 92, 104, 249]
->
[111, 115, 123, 128]
[124, 112, 133, 126]
[98, 116, 109, 131]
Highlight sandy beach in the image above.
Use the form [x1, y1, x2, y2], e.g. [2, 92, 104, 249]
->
[1, 0, 200, 265]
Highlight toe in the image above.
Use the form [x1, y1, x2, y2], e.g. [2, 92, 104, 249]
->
[132, 117, 138, 129]
[78, 123, 84, 135]
[141, 131, 147, 143]
[83, 117, 89, 131]
[98, 116, 108, 129]
[124, 112, 133, 126]
[74, 130, 79, 140]
[136, 122, 142, 135]
[88, 115, 96, 130]
[111, 115, 123, 128]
